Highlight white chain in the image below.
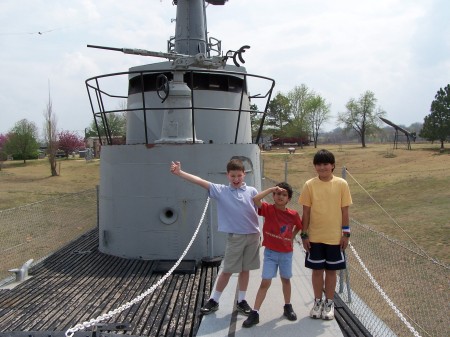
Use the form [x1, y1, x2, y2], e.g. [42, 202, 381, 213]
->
[65, 197, 210, 337]
[349, 242, 422, 337]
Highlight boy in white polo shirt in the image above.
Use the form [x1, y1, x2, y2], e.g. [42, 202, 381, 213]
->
[170, 158, 260, 316]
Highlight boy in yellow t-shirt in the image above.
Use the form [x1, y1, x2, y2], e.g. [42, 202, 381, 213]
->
[298, 149, 352, 321]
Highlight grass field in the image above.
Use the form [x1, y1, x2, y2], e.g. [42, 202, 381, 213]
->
[0, 157, 100, 209]
[262, 142, 450, 264]
[0, 143, 448, 264]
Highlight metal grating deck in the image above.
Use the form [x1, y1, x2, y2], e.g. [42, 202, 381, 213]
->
[0, 229, 217, 337]
[0, 229, 371, 337]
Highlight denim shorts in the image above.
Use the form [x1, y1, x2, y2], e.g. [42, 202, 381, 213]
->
[261, 248, 293, 279]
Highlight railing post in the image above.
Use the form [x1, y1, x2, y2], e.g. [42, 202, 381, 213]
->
[96, 185, 100, 228]
[339, 166, 352, 302]
[261, 159, 265, 179]
[284, 160, 288, 183]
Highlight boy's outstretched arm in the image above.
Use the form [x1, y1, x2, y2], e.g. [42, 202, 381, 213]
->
[170, 161, 210, 190]
[252, 186, 283, 208]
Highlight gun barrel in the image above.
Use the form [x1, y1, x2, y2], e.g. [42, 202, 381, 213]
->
[87, 44, 188, 61]
[122, 48, 183, 60]
[87, 44, 123, 52]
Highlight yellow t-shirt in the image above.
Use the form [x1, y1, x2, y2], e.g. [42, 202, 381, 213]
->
[298, 175, 352, 244]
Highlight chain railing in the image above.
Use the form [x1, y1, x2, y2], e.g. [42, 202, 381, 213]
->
[65, 197, 210, 337]
[263, 175, 449, 337]
[0, 189, 98, 283]
[2, 178, 449, 336]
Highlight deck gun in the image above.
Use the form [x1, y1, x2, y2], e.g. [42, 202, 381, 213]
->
[87, 44, 250, 69]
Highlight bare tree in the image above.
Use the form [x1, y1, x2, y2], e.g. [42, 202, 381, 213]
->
[43, 86, 58, 176]
[338, 91, 386, 147]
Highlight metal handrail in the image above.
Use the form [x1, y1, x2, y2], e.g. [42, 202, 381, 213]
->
[85, 68, 275, 145]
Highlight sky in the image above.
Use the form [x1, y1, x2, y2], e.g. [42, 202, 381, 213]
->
[0, 0, 449, 137]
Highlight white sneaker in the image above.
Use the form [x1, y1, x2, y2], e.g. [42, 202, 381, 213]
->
[309, 298, 323, 319]
[321, 299, 335, 320]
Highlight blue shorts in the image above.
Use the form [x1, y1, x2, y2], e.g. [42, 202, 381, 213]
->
[305, 242, 346, 270]
[261, 248, 293, 279]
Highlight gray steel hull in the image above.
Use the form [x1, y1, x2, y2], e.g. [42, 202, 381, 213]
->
[98, 143, 262, 260]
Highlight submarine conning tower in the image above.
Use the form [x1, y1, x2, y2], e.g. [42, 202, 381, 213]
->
[86, 0, 275, 261]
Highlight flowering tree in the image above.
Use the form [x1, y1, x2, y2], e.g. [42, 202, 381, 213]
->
[58, 130, 85, 158]
[0, 134, 7, 148]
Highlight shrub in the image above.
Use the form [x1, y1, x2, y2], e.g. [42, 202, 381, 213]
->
[0, 151, 7, 161]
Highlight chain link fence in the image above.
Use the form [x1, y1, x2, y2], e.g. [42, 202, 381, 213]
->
[1, 178, 449, 336]
[0, 188, 98, 282]
[263, 175, 449, 337]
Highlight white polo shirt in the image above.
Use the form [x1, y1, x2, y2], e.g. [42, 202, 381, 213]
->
[208, 182, 260, 234]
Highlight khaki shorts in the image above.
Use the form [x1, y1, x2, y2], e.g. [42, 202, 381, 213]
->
[222, 233, 260, 273]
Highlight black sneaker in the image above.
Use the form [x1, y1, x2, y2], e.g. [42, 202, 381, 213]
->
[200, 299, 219, 314]
[242, 310, 259, 328]
[283, 303, 297, 321]
[236, 300, 252, 315]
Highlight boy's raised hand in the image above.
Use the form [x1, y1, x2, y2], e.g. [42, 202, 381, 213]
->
[273, 186, 286, 194]
[170, 161, 181, 175]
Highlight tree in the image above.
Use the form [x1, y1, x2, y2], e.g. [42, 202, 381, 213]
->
[86, 112, 126, 138]
[408, 122, 423, 140]
[0, 134, 7, 149]
[43, 87, 58, 176]
[266, 93, 291, 135]
[85, 100, 127, 141]
[0, 133, 8, 169]
[419, 115, 438, 143]
[419, 84, 450, 149]
[287, 84, 312, 130]
[3, 119, 39, 163]
[249, 103, 263, 141]
[337, 91, 386, 147]
[323, 127, 360, 144]
[58, 131, 85, 157]
[286, 85, 314, 148]
[306, 95, 331, 148]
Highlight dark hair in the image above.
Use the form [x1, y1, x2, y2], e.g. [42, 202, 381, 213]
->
[313, 149, 335, 165]
[276, 182, 293, 199]
[227, 158, 245, 172]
